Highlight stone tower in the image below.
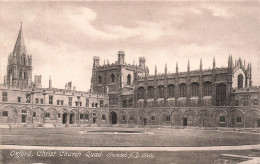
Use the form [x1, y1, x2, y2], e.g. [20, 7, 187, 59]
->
[6, 23, 32, 86]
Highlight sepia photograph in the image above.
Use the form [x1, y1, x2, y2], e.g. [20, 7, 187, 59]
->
[0, 1, 260, 163]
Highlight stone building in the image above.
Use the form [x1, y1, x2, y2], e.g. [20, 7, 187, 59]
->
[0, 25, 109, 127]
[91, 50, 260, 128]
[1, 24, 260, 128]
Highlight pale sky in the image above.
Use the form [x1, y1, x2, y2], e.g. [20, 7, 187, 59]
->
[0, 1, 259, 91]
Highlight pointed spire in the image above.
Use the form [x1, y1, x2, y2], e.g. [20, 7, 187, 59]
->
[155, 65, 157, 75]
[213, 57, 216, 69]
[165, 63, 167, 74]
[200, 58, 202, 71]
[176, 62, 178, 73]
[13, 22, 27, 56]
[187, 60, 190, 72]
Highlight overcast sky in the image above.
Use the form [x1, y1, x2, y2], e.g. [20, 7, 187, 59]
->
[0, 1, 259, 91]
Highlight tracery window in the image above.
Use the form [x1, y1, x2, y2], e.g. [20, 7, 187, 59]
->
[158, 85, 164, 98]
[167, 84, 175, 98]
[137, 87, 145, 100]
[216, 84, 226, 106]
[147, 86, 154, 99]
[191, 82, 199, 97]
[179, 83, 186, 97]
[203, 81, 212, 97]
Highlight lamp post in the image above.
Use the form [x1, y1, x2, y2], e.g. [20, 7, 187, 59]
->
[31, 88, 35, 124]
[77, 96, 80, 126]
[42, 89, 46, 124]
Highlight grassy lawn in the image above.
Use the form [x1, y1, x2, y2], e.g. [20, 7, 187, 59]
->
[0, 127, 260, 147]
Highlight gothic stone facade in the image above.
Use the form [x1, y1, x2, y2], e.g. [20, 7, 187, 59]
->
[0, 25, 109, 127]
[1, 25, 260, 128]
[91, 50, 260, 128]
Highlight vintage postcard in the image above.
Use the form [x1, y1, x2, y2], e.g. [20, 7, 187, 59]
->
[0, 1, 259, 163]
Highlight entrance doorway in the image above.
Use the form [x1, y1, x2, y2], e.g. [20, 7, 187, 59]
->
[110, 112, 117, 124]
[183, 118, 188, 126]
[93, 117, 96, 124]
[62, 113, 68, 124]
[22, 115, 26, 123]
[70, 113, 75, 124]
[144, 118, 147, 126]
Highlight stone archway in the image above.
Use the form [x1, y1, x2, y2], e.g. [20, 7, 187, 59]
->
[69, 113, 75, 124]
[62, 113, 68, 124]
[110, 111, 117, 124]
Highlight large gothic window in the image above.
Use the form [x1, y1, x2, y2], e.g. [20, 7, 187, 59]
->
[191, 82, 199, 97]
[138, 87, 145, 100]
[127, 74, 131, 85]
[179, 83, 186, 97]
[203, 81, 212, 97]
[147, 86, 154, 99]
[238, 74, 243, 89]
[98, 75, 102, 84]
[216, 83, 226, 106]
[158, 85, 164, 98]
[168, 84, 175, 98]
[110, 74, 115, 83]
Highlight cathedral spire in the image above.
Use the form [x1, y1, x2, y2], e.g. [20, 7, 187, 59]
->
[13, 22, 27, 56]
[155, 65, 157, 75]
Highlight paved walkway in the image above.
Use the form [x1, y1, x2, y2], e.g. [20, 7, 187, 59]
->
[1, 144, 260, 151]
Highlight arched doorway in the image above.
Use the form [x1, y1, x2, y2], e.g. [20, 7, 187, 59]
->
[62, 113, 68, 124]
[110, 111, 117, 124]
[183, 118, 188, 126]
[70, 113, 75, 124]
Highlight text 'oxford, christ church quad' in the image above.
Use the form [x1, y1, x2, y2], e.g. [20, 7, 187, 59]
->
[0, 25, 259, 128]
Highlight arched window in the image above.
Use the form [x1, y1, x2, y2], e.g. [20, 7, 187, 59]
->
[238, 74, 243, 89]
[137, 87, 145, 100]
[24, 72, 27, 79]
[23, 56, 26, 65]
[168, 84, 175, 98]
[158, 85, 164, 98]
[179, 83, 186, 97]
[191, 82, 199, 97]
[110, 74, 115, 83]
[19, 71, 22, 79]
[147, 86, 154, 99]
[127, 74, 131, 85]
[98, 75, 102, 84]
[203, 81, 212, 97]
[216, 83, 226, 106]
